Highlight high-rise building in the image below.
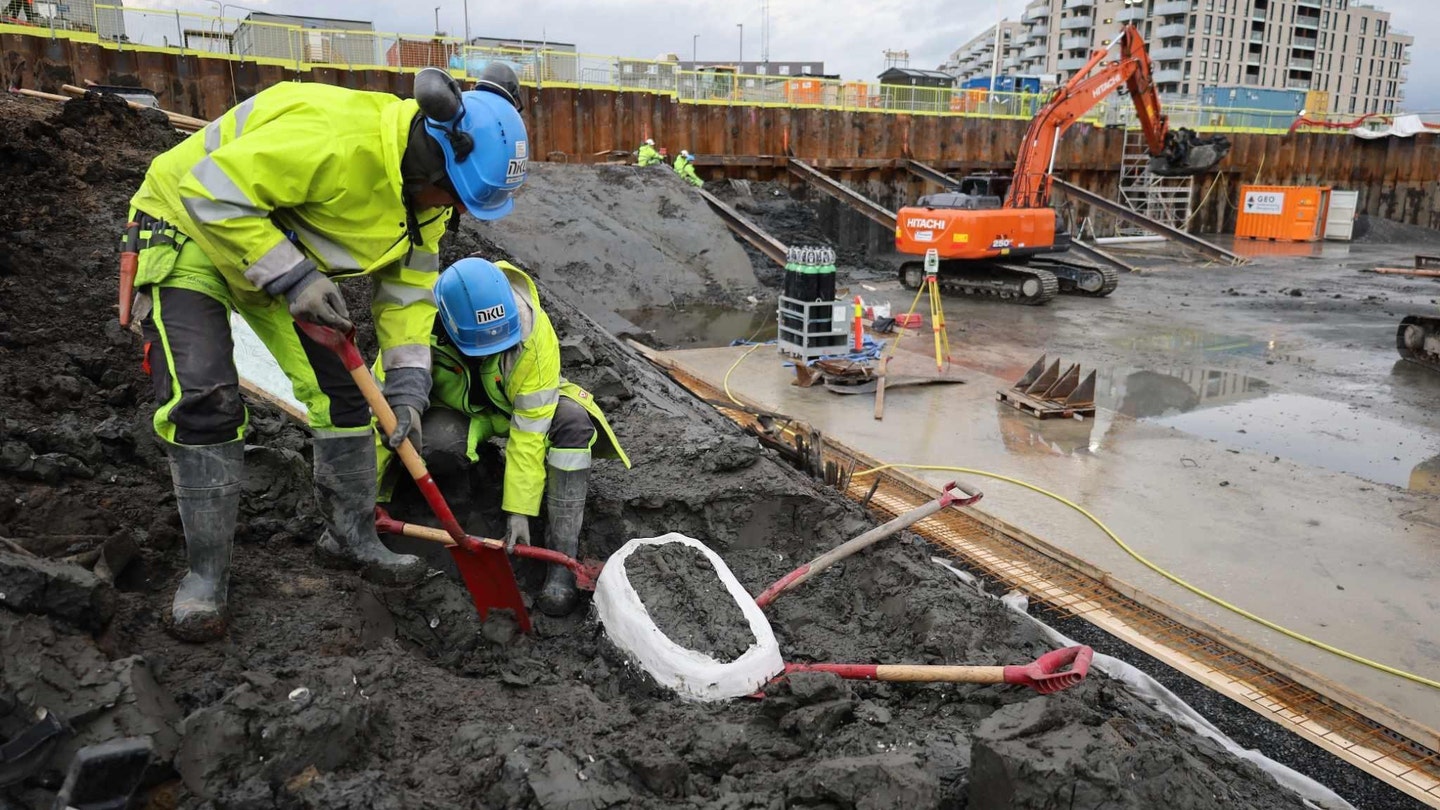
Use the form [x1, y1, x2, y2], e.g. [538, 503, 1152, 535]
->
[938, 20, 1026, 83]
[1017, 0, 1412, 115]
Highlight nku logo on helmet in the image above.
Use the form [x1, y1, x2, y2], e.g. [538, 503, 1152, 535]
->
[475, 304, 507, 324]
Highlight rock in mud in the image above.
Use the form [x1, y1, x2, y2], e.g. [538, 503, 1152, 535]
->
[786, 753, 941, 809]
[0, 544, 115, 630]
[0, 613, 181, 772]
[624, 541, 755, 662]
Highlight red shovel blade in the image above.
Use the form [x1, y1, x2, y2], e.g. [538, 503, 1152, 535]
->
[447, 544, 532, 634]
[1002, 645, 1094, 694]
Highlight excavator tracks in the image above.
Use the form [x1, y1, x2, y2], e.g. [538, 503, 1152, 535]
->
[1031, 258, 1120, 298]
[901, 260, 1060, 306]
[1397, 315, 1440, 373]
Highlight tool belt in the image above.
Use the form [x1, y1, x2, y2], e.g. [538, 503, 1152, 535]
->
[118, 211, 186, 329]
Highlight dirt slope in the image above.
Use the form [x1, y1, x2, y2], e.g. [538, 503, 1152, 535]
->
[472, 162, 762, 320]
[0, 93, 1322, 809]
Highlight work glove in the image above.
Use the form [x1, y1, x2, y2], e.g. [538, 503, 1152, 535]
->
[504, 512, 531, 553]
[282, 267, 352, 331]
[381, 367, 431, 451]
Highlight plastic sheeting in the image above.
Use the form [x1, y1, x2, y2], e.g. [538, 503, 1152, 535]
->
[1353, 114, 1435, 139]
[932, 559, 1354, 810]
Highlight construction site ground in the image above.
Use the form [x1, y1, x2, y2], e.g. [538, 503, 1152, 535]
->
[0, 91, 1433, 809]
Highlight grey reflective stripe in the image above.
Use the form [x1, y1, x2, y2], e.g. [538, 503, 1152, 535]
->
[382, 344, 431, 371]
[373, 279, 435, 308]
[407, 250, 440, 271]
[184, 157, 264, 223]
[546, 448, 592, 470]
[232, 97, 256, 138]
[203, 120, 221, 153]
[184, 195, 262, 225]
[513, 388, 559, 411]
[286, 220, 362, 270]
[242, 239, 308, 288]
[512, 413, 553, 433]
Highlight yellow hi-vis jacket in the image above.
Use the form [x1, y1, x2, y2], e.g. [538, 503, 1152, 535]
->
[129, 82, 448, 373]
[378, 263, 629, 516]
[637, 143, 662, 166]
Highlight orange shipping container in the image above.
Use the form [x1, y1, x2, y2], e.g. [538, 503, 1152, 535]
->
[1236, 185, 1331, 242]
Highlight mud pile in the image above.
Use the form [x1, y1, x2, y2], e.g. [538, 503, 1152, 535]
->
[0, 92, 1324, 809]
[471, 162, 762, 322]
[712, 179, 897, 280]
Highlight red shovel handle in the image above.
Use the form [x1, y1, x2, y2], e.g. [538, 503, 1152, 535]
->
[1002, 645, 1094, 694]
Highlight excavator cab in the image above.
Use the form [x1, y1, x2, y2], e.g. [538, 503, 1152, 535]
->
[913, 174, 1010, 211]
[1148, 128, 1231, 177]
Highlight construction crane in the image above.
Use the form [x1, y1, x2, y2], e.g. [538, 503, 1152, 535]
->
[894, 24, 1231, 305]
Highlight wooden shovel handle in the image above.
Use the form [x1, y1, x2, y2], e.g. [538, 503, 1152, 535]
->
[785, 662, 1005, 684]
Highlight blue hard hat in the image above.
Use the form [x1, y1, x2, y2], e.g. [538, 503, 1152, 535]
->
[686, 153, 695, 162]
[435, 257, 523, 356]
[424, 90, 528, 221]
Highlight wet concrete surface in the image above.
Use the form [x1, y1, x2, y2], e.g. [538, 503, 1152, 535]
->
[656, 242, 1440, 736]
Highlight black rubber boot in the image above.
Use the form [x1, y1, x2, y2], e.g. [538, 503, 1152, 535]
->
[168, 440, 243, 642]
[313, 433, 426, 585]
[538, 463, 589, 616]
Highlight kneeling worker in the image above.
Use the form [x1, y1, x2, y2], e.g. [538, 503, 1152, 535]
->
[377, 257, 630, 615]
[678, 153, 704, 188]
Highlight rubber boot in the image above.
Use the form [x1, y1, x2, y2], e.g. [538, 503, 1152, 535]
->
[168, 440, 244, 642]
[538, 464, 589, 616]
[312, 433, 426, 585]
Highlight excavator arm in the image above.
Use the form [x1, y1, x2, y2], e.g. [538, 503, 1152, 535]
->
[1006, 24, 1230, 209]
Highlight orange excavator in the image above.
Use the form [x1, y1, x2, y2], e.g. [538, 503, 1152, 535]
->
[895, 24, 1230, 304]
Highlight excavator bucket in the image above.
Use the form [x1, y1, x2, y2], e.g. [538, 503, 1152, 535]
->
[1148, 129, 1232, 177]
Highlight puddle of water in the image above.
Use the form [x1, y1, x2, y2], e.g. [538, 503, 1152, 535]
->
[619, 304, 776, 348]
[1093, 365, 1272, 418]
[1150, 393, 1440, 489]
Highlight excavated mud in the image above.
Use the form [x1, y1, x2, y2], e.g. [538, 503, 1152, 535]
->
[0, 92, 1327, 809]
[472, 162, 763, 322]
[624, 541, 754, 662]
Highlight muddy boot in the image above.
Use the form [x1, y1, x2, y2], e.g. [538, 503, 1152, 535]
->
[538, 464, 589, 616]
[168, 441, 243, 642]
[312, 433, 426, 586]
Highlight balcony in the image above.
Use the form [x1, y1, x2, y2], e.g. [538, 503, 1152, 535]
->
[1152, 45, 1188, 61]
[1023, 45, 1047, 59]
[1023, 4, 1051, 22]
[1289, 58, 1314, 70]
[1249, 9, 1266, 21]
[1003, 56, 1020, 69]
[1059, 15, 1093, 30]
[1029, 23, 1050, 36]
[1154, 1, 1192, 16]
[1061, 34, 1091, 50]
[1292, 35, 1317, 49]
[1294, 15, 1319, 30]
[1286, 79, 1312, 90]
[1117, 6, 1146, 23]
[1058, 56, 1091, 71]
[1154, 68, 1184, 84]
[1063, 0, 1094, 8]
[1245, 51, 1262, 65]
[1249, 31, 1264, 43]
[1295, 0, 1320, 6]
[1156, 23, 1188, 38]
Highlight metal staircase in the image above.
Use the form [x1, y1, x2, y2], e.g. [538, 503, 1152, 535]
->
[1116, 129, 1194, 236]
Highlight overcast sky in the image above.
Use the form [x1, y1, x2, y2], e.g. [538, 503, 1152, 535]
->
[147, 0, 1435, 111]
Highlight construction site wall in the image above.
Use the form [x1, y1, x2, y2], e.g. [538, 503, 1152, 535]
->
[6, 32, 1438, 235]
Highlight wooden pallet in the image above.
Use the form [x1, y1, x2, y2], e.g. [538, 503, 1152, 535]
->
[997, 388, 1094, 419]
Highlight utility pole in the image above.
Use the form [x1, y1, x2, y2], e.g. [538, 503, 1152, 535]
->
[988, 1, 1003, 97]
[433, 6, 440, 36]
[760, 0, 769, 64]
[463, 0, 469, 48]
[692, 33, 698, 65]
[737, 23, 743, 67]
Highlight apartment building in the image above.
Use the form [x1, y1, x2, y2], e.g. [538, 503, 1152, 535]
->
[938, 20, 1026, 83]
[1017, 0, 1412, 115]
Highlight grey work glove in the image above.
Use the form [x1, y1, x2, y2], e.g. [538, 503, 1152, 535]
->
[282, 268, 352, 331]
[382, 367, 431, 450]
[504, 512, 531, 553]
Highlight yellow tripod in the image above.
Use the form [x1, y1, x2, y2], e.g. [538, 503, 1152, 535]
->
[886, 248, 951, 374]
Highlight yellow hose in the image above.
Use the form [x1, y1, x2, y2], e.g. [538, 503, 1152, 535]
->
[720, 343, 1440, 691]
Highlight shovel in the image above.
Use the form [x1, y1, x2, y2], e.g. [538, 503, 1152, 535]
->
[296, 322, 533, 633]
[783, 645, 1094, 695]
[374, 506, 604, 591]
[755, 480, 982, 608]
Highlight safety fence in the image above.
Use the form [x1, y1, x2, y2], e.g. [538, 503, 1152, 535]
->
[0, 4, 1407, 134]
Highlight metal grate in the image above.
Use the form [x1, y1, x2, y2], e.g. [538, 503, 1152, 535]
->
[651, 359, 1440, 807]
